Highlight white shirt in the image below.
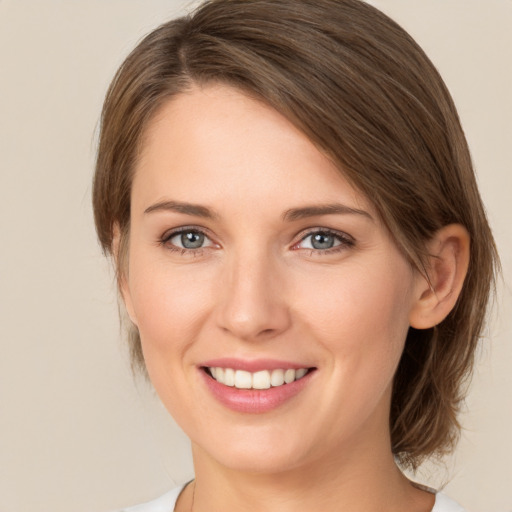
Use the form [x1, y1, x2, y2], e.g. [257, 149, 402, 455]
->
[119, 486, 466, 512]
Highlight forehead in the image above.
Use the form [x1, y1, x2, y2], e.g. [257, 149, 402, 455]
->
[132, 84, 373, 217]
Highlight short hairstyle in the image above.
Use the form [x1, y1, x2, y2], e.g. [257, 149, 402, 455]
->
[92, 0, 498, 469]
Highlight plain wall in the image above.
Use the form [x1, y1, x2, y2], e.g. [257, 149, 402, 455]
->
[0, 1, 510, 511]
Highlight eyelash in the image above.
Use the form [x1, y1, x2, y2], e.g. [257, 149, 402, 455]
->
[293, 229, 355, 256]
[159, 227, 355, 256]
[159, 226, 214, 256]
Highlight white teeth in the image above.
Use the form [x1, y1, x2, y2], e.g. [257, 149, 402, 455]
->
[234, 370, 252, 389]
[208, 366, 309, 389]
[252, 370, 271, 390]
[284, 369, 296, 384]
[295, 368, 307, 379]
[224, 368, 235, 387]
[270, 369, 285, 387]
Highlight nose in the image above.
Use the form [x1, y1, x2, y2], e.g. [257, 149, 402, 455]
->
[215, 250, 291, 342]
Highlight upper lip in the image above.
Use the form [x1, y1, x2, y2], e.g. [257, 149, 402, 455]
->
[200, 358, 315, 373]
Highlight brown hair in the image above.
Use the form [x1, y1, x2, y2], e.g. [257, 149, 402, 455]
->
[92, 0, 498, 469]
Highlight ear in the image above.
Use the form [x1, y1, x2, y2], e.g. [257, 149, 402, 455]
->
[409, 224, 470, 329]
[112, 223, 138, 327]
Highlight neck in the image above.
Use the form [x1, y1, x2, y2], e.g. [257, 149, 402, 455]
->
[187, 429, 434, 512]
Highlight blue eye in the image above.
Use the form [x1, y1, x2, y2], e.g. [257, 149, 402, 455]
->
[179, 231, 205, 249]
[164, 229, 213, 250]
[309, 232, 338, 250]
[297, 230, 354, 252]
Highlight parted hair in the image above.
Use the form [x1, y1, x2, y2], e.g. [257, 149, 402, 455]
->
[92, 0, 498, 469]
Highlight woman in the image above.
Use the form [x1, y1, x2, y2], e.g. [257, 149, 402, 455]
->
[92, 1, 498, 510]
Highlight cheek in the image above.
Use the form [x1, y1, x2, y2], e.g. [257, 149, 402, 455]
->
[125, 255, 218, 423]
[295, 255, 415, 370]
[126, 252, 216, 356]
[292, 256, 415, 434]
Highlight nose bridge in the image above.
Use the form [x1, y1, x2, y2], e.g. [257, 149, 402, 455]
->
[216, 243, 290, 341]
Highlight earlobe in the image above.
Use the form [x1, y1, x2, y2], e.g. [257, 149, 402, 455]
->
[409, 224, 470, 329]
[112, 223, 138, 327]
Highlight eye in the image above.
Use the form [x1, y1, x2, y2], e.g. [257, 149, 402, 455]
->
[295, 229, 354, 252]
[162, 228, 215, 251]
[303, 232, 339, 250]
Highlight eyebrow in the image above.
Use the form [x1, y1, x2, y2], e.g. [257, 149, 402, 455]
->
[144, 200, 217, 219]
[282, 203, 373, 222]
[144, 199, 372, 222]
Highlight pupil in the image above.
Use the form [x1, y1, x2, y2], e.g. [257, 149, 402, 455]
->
[312, 233, 334, 250]
[181, 231, 204, 249]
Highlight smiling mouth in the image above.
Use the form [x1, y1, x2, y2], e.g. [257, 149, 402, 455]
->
[203, 367, 315, 390]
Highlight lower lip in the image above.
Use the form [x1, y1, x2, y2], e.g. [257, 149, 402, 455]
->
[200, 369, 315, 413]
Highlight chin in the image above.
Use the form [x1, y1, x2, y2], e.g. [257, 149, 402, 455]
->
[193, 427, 311, 475]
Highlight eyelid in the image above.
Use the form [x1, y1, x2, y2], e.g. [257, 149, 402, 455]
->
[160, 225, 218, 250]
[158, 225, 354, 254]
[292, 228, 355, 251]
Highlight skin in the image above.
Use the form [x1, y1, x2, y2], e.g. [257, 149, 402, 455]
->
[119, 84, 469, 512]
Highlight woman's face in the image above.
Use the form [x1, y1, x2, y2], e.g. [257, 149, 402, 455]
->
[122, 84, 422, 473]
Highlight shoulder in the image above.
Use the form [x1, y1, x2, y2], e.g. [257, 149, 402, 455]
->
[115, 487, 183, 512]
[433, 493, 467, 512]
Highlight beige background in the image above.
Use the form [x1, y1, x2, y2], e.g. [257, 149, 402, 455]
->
[0, 1, 510, 511]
